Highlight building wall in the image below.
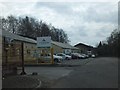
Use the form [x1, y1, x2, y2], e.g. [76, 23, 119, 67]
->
[2, 38, 22, 66]
[63, 49, 79, 54]
[2, 38, 22, 76]
[8, 41, 22, 64]
[23, 42, 37, 64]
[0, 36, 2, 65]
[71, 49, 79, 53]
[79, 46, 88, 53]
[64, 49, 71, 54]
[75, 45, 93, 54]
[52, 44, 79, 55]
[2, 37, 38, 65]
[52, 44, 79, 54]
[52, 44, 63, 54]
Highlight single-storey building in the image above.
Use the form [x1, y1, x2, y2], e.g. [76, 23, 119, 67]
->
[1, 30, 38, 75]
[2, 30, 79, 65]
[74, 43, 95, 55]
[2, 30, 38, 65]
[52, 41, 79, 54]
[1, 30, 80, 75]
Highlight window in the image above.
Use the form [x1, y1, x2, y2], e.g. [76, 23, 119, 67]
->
[26, 49, 30, 55]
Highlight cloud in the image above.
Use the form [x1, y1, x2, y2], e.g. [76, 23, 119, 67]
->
[35, 2, 72, 14]
[0, 2, 118, 46]
[35, 2, 118, 23]
[0, 2, 36, 17]
[71, 2, 118, 24]
[1, 0, 119, 3]
[67, 21, 116, 46]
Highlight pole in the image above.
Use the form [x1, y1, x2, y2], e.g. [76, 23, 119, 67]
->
[20, 42, 26, 75]
[51, 48, 54, 64]
[4, 37, 8, 65]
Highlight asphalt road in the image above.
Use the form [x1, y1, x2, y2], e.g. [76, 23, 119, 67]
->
[23, 58, 93, 88]
[50, 57, 118, 88]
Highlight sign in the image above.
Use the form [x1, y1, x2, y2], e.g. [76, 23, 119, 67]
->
[37, 37, 51, 48]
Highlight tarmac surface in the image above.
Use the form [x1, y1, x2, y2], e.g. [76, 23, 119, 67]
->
[23, 58, 96, 88]
[2, 75, 41, 88]
[2, 57, 118, 88]
[50, 57, 118, 88]
[2, 58, 92, 88]
[1, 58, 96, 88]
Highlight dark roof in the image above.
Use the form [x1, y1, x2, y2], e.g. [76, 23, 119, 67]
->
[52, 41, 79, 50]
[74, 43, 93, 48]
[1, 30, 37, 44]
[1, 30, 78, 50]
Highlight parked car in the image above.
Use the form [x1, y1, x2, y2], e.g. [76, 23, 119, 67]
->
[78, 53, 86, 59]
[56, 53, 71, 60]
[71, 53, 79, 59]
[81, 54, 89, 58]
[40, 53, 63, 63]
[91, 54, 95, 58]
[71, 53, 86, 59]
[53, 54, 63, 62]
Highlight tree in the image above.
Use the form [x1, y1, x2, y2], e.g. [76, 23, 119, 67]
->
[1, 17, 8, 31]
[1, 15, 69, 43]
[7, 15, 18, 33]
[107, 29, 120, 57]
[40, 23, 50, 37]
[97, 41, 103, 56]
[96, 29, 120, 57]
[18, 16, 35, 39]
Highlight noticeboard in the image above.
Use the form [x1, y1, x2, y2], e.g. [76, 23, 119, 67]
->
[37, 37, 51, 48]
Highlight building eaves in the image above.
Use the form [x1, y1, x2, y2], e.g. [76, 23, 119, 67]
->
[2, 30, 37, 44]
[52, 41, 79, 50]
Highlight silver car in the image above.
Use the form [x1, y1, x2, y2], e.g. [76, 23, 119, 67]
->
[39, 53, 63, 63]
[56, 53, 71, 60]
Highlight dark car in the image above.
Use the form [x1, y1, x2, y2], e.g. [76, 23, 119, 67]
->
[71, 53, 85, 59]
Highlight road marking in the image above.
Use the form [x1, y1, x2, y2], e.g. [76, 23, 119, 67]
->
[35, 79, 42, 88]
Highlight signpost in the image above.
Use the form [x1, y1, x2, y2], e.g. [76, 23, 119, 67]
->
[20, 42, 26, 75]
[37, 37, 54, 64]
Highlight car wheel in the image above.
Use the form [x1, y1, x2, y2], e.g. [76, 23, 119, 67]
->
[54, 58, 58, 62]
[66, 57, 69, 60]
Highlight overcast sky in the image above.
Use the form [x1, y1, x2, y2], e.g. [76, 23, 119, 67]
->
[0, 1, 118, 47]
